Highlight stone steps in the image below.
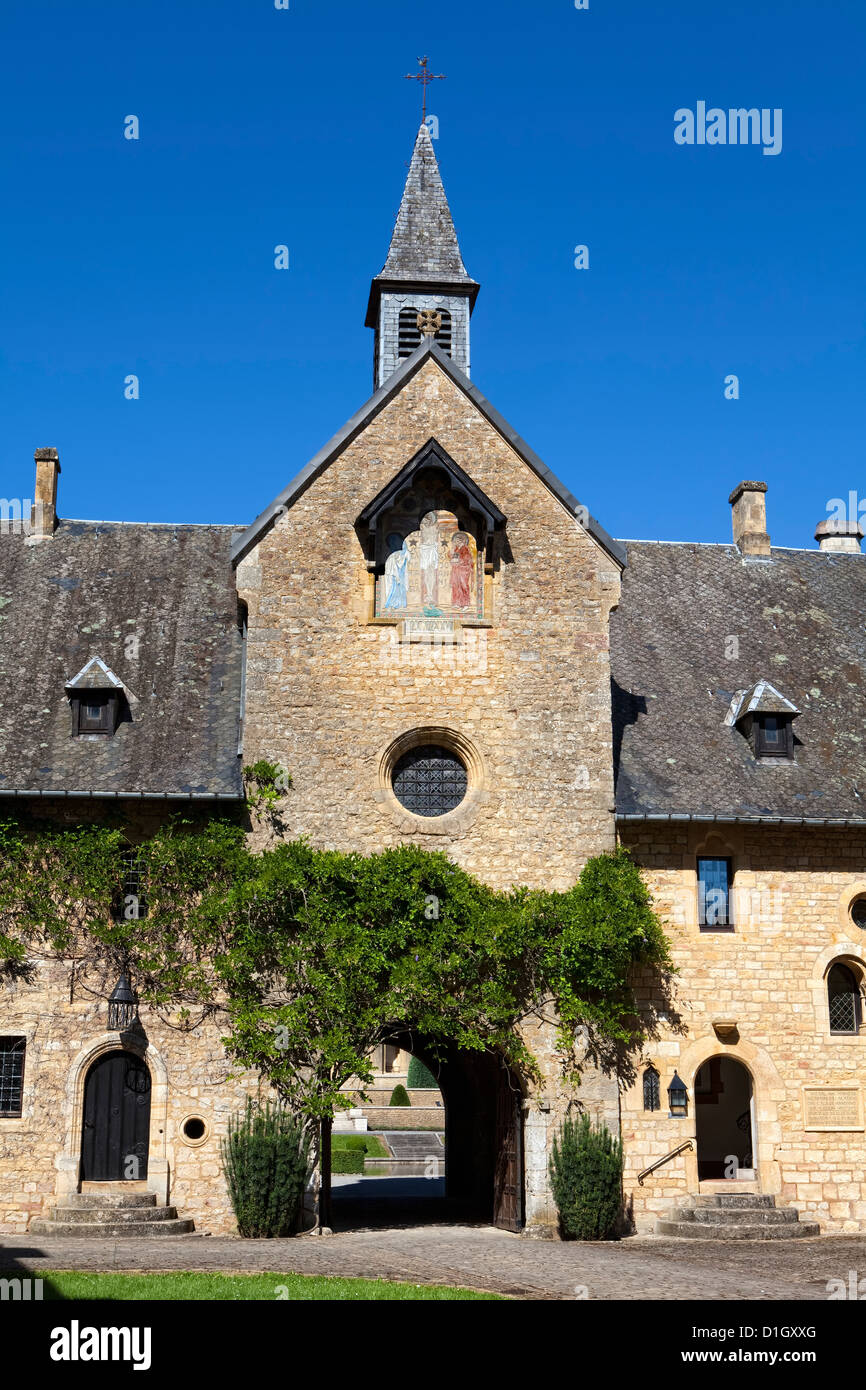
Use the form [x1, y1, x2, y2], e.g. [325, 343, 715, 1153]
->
[657, 1193, 820, 1240]
[30, 1190, 195, 1237]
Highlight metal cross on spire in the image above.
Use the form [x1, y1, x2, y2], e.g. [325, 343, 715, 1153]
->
[404, 55, 446, 124]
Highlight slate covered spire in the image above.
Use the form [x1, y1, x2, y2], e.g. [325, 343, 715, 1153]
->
[366, 123, 479, 388]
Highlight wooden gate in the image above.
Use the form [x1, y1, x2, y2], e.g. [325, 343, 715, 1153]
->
[80, 1051, 151, 1181]
[493, 1073, 524, 1231]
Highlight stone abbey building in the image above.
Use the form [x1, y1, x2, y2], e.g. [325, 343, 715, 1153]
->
[2, 123, 865, 1239]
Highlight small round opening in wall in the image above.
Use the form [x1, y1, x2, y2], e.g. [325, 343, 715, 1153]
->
[851, 898, 866, 930]
[392, 744, 468, 817]
[181, 1116, 207, 1142]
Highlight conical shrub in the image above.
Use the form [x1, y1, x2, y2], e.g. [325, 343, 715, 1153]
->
[548, 1113, 623, 1240]
[220, 1098, 313, 1238]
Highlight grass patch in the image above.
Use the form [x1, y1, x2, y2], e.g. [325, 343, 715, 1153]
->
[39, 1271, 501, 1302]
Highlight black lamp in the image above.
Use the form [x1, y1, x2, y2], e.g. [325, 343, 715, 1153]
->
[107, 975, 138, 1031]
[667, 1070, 688, 1117]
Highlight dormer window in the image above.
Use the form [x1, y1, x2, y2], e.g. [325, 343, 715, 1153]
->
[755, 713, 794, 759]
[75, 693, 118, 736]
[726, 680, 799, 762]
[65, 657, 127, 738]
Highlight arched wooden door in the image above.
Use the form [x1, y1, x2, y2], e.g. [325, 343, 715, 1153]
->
[80, 1051, 151, 1181]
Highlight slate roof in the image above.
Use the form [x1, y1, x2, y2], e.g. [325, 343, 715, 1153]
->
[611, 542, 866, 823]
[365, 124, 479, 326]
[0, 521, 244, 798]
[377, 122, 475, 283]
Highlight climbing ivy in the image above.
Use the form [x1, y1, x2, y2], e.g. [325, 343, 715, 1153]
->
[0, 819, 673, 1122]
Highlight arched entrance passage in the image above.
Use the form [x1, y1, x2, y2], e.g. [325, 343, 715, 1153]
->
[80, 1050, 151, 1182]
[329, 1031, 525, 1232]
[695, 1057, 755, 1181]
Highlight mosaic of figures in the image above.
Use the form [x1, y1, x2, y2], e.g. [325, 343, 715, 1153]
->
[377, 509, 482, 619]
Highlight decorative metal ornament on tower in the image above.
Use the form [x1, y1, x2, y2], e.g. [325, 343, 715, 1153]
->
[107, 975, 138, 1031]
[403, 55, 446, 124]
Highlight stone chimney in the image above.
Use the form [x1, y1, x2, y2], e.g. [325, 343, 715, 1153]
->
[31, 447, 60, 536]
[729, 480, 770, 557]
[815, 518, 863, 554]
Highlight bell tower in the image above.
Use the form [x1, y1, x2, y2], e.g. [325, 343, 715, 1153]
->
[366, 123, 479, 389]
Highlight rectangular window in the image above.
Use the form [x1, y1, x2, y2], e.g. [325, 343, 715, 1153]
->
[0, 1037, 26, 1117]
[698, 857, 734, 929]
[755, 714, 793, 758]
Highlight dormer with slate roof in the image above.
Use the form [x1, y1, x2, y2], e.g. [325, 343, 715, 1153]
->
[366, 123, 479, 389]
[726, 680, 801, 760]
[65, 656, 128, 737]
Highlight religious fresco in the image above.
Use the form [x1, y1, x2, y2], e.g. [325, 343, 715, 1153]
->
[377, 509, 481, 619]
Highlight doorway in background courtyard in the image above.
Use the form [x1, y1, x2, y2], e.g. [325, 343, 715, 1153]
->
[330, 1033, 524, 1232]
[695, 1057, 756, 1181]
[80, 1049, 151, 1182]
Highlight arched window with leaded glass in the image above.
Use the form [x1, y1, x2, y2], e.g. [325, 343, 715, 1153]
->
[827, 961, 863, 1035]
[642, 1065, 661, 1112]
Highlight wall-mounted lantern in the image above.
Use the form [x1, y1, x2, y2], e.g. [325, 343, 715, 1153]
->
[107, 975, 138, 1031]
[667, 1070, 689, 1118]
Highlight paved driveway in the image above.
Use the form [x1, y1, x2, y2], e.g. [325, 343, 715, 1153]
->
[3, 1227, 865, 1300]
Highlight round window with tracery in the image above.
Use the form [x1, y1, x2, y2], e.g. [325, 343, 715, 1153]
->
[392, 745, 468, 817]
[851, 898, 866, 930]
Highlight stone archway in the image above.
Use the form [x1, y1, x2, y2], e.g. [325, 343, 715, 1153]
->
[56, 1033, 170, 1204]
[328, 1030, 526, 1232]
[694, 1056, 756, 1180]
[674, 1035, 784, 1195]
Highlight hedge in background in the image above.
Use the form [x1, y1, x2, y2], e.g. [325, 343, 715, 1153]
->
[331, 1150, 364, 1175]
[221, 1099, 312, 1237]
[389, 1084, 411, 1107]
[548, 1113, 624, 1240]
[407, 1055, 438, 1089]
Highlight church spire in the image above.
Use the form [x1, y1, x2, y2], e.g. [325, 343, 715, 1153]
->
[366, 123, 479, 389]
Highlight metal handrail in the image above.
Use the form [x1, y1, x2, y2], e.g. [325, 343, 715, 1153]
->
[637, 1139, 694, 1186]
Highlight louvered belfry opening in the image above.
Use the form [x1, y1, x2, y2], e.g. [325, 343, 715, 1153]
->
[397, 308, 453, 361]
[398, 307, 422, 358]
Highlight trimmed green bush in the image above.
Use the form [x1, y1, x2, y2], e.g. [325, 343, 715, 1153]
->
[331, 1149, 365, 1175]
[220, 1099, 312, 1238]
[407, 1055, 438, 1089]
[548, 1113, 624, 1240]
[389, 1083, 411, 1107]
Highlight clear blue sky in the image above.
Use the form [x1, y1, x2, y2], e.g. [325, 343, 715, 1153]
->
[1, 0, 863, 547]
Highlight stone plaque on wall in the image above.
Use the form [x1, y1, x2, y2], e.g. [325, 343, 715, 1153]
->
[803, 1087, 863, 1131]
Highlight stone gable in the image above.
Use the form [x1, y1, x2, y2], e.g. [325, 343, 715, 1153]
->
[237, 356, 621, 891]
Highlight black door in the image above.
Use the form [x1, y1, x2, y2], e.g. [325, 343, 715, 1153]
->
[80, 1051, 151, 1181]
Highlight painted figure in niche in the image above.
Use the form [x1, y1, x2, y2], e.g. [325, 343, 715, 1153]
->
[450, 531, 474, 609]
[419, 511, 441, 612]
[383, 532, 409, 611]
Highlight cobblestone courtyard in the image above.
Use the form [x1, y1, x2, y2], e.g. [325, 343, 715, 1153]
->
[3, 1229, 866, 1300]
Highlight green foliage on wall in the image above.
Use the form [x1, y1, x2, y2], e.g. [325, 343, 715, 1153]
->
[389, 1084, 411, 1107]
[0, 818, 673, 1134]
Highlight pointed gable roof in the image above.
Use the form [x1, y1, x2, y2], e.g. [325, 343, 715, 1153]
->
[726, 680, 801, 726]
[365, 124, 479, 327]
[65, 656, 125, 691]
[230, 340, 625, 569]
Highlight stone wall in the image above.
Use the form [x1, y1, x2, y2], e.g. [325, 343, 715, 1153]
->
[0, 957, 259, 1235]
[620, 821, 866, 1233]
